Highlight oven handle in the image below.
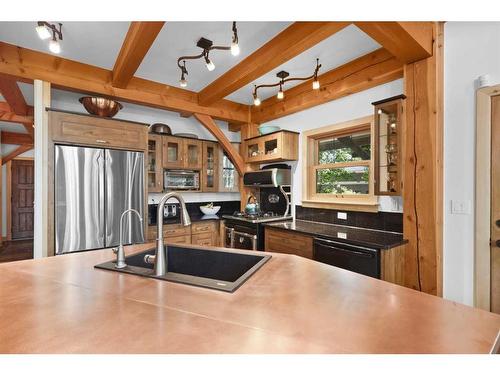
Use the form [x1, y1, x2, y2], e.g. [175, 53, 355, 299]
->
[225, 227, 235, 248]
[232, 230, 257, 251]
[314, 238, 378, 253]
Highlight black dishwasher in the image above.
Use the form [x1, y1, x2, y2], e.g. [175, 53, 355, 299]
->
[313, 238, 380, 278]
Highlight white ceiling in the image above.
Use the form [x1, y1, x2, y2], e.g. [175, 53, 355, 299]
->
[135, 21, 291, 92]
[0, 21, 130, 70]
[0, 21, 381, 107]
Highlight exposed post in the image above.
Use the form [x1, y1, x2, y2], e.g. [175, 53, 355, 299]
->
[33, 80, 50, 259]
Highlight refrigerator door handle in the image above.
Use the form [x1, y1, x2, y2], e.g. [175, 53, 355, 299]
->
[96, 151, 105, 243]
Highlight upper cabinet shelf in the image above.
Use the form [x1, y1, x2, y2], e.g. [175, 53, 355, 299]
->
[372, 95, 406, 196]
[243, 130, 299, 163]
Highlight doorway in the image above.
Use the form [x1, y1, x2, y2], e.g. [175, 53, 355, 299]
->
[9, 159, 34, 240]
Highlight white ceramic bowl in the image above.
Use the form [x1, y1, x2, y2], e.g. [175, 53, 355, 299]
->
[200, 205, 221, 215]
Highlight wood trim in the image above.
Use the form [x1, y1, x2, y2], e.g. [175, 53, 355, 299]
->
[0, 77, 33, 136]
[381, 244, 406, 286]
[354, 22, 433, 64]
[198, 22, 349, 106]
[474, 85, 500, 311]
[0, 41, 249, 124]
[251, 48, 404, 123]
[2, 144, 32, 165]
[193, 113, 245, 176]
[112, 22, 165, 88]
[0, 101, 34, 125]
[402, 22, 444, 296]
[301, 200, 379, 213]
[1, 131, 33, 145]
[6, 161, 12, 241]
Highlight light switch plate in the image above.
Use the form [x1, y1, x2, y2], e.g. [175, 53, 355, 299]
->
[337, 212, 347, 220]
[451, 200, 471, 215]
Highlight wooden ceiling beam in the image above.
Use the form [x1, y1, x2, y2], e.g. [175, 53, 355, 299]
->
[112, 21, 165, 89]
[0, 101, 34, 125]
[0, 75, 28, 115]
[193, 113, 245, 176]
[0, 41, 250, 124]
[1, 131, 33, 145]
[251, 48, 404, 124]
[354, 22, 433, 64]
[2, 144, 32, 165]
[198, 22, 350, 106]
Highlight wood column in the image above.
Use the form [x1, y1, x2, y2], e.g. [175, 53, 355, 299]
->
[402, 22, 444, 296]
[33, 80, 51, 258]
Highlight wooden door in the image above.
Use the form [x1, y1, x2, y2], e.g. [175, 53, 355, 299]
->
[162, 136, 184, 169]
[491, 96, 500, 313]
[11, 160, 34, 240]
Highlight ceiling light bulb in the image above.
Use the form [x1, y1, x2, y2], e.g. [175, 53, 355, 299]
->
[231, 42, 240, 56]
[49, 39, 61, 54]
[253, 96, 261, 106]
[205, 59, 215, 71]
[36, 25, 51, 40]
[179, 78, 188, 88]
[312, 79, 320, 90]
[277, 90, 284, 100]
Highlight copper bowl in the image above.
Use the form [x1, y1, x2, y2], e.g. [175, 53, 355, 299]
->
[79, 96, 123, 118]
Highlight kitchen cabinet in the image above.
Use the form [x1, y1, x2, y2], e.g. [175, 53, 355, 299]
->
[162, 136, 184, 169]
[147, 223, 192, 244]
[264, 227, 313, 259]
[147, 134, 163, 192]
[50, 110, 147, 151]
[244, 130, 299, 164]
[218, 143, 240, 192]
[372, 95, 405, 195]
[201, 141, 218, 192]
[147, 220, 219, 246]
[184, 139, 203, 169]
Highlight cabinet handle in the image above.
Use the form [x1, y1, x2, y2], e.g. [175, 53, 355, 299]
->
[96, 139, 108, 144]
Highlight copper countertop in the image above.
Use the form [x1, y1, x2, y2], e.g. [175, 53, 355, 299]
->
[0, 243, 499, 354]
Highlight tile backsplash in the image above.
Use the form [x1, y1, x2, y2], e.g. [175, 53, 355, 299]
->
[295, 205, 403, 233]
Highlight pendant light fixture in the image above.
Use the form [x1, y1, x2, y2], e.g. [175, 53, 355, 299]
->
[176, 22, 240, 88]
[35, 21, 63, 54]
[252, 59, 321, 106]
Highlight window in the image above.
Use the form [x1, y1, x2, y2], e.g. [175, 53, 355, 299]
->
[302, 116, 377, 210]
[222, 151, 236, 189]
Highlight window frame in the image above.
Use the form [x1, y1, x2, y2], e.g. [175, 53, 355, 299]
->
[302, 115, 378, 212]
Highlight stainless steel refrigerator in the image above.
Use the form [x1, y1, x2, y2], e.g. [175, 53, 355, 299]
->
[55, 145, 145, 255]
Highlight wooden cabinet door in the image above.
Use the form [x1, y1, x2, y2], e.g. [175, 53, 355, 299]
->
[202, 141, 219, 192]
[11, 160, 34, 239]
[264, 228, 313, 259]
[162, 136, 184, 169]
[147, 135, 163, 192]
[183, 139, 202, 169]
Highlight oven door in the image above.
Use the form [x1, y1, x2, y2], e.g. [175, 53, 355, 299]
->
[225, 227, 257, 251]
[313, 238, 380, 278]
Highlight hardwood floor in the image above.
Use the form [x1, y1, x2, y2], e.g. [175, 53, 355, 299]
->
[0, 239, 33, 263]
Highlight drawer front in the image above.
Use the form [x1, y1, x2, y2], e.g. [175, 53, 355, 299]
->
[265, 228, 313, 259]
[147, 224, 191, 240]
[191, 221, 217, 234]
[52, 116, 147, 150]
[165, 235, 191, 245]
[192, 232, 214, 246]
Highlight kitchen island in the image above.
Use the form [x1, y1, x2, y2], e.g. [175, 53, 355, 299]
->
[1, 243, 499, 354]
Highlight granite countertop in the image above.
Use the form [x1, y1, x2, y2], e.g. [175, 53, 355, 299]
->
[263, 219, 407, 250]
[1, 243, 499, 353]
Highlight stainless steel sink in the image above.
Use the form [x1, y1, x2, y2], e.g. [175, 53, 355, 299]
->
[94, 245, 271, 292]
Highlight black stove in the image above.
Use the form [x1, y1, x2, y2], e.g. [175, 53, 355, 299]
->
[222, 211, 291, 224]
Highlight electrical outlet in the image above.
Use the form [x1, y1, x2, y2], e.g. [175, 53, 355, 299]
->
[337, 212, 347, 220]
[337, 232, 347, 239]
[451, 200, 471, 215]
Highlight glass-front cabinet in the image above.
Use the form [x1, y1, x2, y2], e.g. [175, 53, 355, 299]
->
[147, 134, 163, 193]
[184, 139, 202, 169]
[372, 95, 405, 195]
[202, 141, 218, 192]
[162, 136, 184, 169]
[244, 130, 299, 163]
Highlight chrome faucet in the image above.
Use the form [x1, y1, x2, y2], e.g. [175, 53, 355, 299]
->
[113, 208, 143, 269]
[146, 192, 191, 276]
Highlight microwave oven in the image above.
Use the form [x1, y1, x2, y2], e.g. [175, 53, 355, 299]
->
[164, 170, 200, 191]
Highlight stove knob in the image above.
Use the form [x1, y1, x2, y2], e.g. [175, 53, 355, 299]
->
[239, 237, 244, 243]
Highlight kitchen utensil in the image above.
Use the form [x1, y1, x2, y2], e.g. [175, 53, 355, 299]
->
[149, 123, 172, 135]
[258, 125, 280, 135]
[174, 133, 199, 139]
[79, 96, 123, 118]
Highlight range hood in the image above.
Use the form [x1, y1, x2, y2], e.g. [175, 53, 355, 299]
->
[243, 168, 291, 187]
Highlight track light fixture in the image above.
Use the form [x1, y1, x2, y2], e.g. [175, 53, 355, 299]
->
[176, 22, 240, 87]
[36, 21, 63, 54]
[252, 59, 321, 106]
